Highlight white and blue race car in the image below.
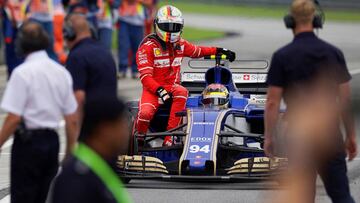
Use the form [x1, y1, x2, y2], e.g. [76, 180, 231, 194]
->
[117, 55, 287, 183]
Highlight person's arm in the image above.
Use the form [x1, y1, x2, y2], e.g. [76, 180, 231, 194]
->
[62, 72, 80, 159]
[66, 54, 87, 122]
[264, 86, 283, 158]
[74, 90, 86, 122]
[136, 43, 161, 93]
[182, 40, 236, 61]
[64, 113, 78, 158]
[263, 52, 285, 158]
[0, 71, 28, 151]
[0, 113, 21, 149]
[136, 45, 171, 102]
[336, 49, 357, 160]
[339, 82, 357, 161]
[182, 39, 217, 58]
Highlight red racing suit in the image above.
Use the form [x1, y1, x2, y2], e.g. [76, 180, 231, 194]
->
[136, 35, 217, 143]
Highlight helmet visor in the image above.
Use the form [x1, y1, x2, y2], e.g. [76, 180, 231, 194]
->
[157, 23, 183, 33]
[202, 98, 228, 106]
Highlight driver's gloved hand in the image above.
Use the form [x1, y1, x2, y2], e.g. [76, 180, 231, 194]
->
[216, 47, 236, 62]
[156, 87, 171, 103]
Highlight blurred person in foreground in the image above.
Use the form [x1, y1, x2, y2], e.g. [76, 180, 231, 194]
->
[63, 13, 117, 120]
[0, 21, 78, 203]
[136, 5, 236, 146]
[264, 0, 357, 202]
[50, 98, 132, 203]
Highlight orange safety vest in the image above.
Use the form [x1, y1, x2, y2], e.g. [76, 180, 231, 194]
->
[28, 0, 53, 14]
[97, 0, 111, 19]
[4, 0, 27, 23]
[119, 0, 144, 17]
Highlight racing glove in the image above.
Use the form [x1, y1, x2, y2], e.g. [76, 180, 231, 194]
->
[156, 87, 171, 103]
[216, 48, 236, 62]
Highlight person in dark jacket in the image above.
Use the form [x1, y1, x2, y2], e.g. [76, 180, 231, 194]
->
[264, 1, 357, 202]
[50, 97, 132, 203]
[63, 13, 117, 120]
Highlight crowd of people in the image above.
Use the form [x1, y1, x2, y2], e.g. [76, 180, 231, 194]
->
[0, 0, 158, 78]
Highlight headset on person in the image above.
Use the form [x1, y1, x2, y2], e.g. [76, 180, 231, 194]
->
[63, 13, 98, 41]
[284, 0, 325, 29]
[63, 21, 77, 41]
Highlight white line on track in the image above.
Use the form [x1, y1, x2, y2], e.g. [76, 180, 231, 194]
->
[350, 68, 360, 75]
[0, 195, 9, 203]
[2, 138, 13, 149]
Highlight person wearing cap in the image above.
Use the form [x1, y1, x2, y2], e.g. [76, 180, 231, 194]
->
[50, 97, 132, 203]
[0, 21, 78, 203]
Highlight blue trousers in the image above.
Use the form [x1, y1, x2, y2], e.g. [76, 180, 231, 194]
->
[318, 151, 355, 203]
[29, 19, 58, 61]
[117, 20, 144, 74]
[98, 27, 112, 50]
[1, 9, 23, 78]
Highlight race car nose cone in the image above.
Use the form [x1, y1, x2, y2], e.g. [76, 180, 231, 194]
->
[181, 159, 215, 175]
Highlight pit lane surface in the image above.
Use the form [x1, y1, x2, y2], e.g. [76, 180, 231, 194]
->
[1, 14, 360, 202]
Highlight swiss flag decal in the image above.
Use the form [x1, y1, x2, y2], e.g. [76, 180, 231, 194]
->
[243, 74, 250, 80]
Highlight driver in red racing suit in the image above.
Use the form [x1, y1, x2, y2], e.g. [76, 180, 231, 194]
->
[136, 5, 236, 146]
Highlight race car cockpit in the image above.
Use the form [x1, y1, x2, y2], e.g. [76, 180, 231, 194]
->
[201, 83, 230, 109]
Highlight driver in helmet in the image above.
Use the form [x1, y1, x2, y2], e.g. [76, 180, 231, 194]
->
[136, 5, 236, 146]
[201, 84, 230, 109]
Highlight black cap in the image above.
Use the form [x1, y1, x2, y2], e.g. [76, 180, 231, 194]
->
[79, 97, 127, 141]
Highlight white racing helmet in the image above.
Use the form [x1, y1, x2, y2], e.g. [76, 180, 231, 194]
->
[154, 5, 184, 43]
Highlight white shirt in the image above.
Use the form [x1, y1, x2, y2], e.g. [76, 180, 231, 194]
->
[1, 51, 78, 129]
